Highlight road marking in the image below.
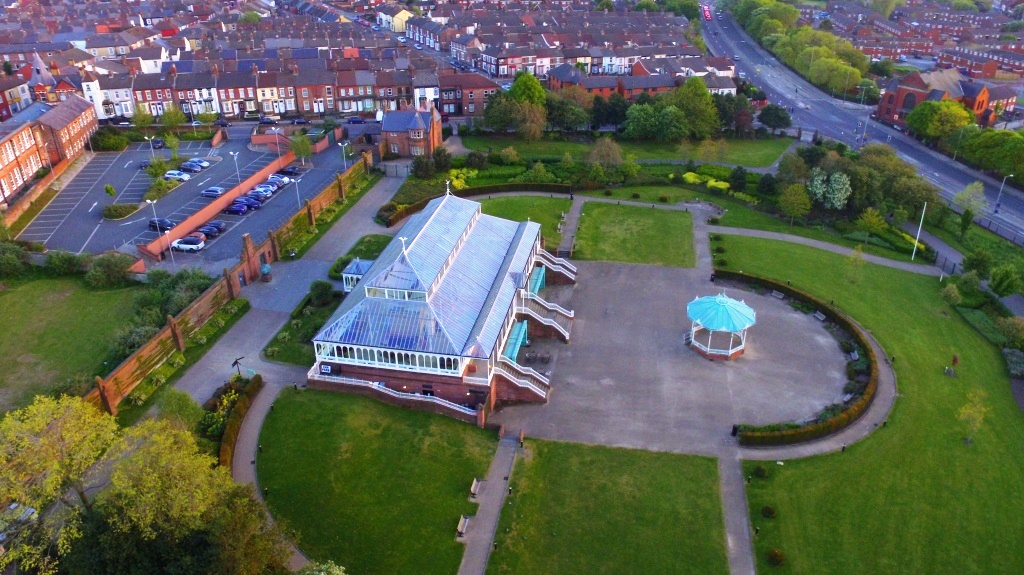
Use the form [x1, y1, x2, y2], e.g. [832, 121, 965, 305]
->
[124, 161, 132, 168]
[87, 202, 97, 212]
[120, 217, 145, 226]
[197, 178, 210, 187]
[79, 223, 102, 254]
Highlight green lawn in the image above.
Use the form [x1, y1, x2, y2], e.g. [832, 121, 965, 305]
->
[480, 196, 572, 247]
[575, 203, 695, 267]
[718, 235, 1024, 574]
[0, 275, 139, 412]
[257, 390, 497, 575]
[344, 234, 392, 260]
[459, 135, 793, 167]
[488, 440, 727, 575]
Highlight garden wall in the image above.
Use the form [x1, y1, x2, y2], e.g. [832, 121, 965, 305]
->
[712, 269, 881, 446]
[385, 183, 571, 226]
[2, 156, 72, 226]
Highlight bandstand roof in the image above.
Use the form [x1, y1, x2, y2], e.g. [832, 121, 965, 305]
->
[687, 293, 756, 333]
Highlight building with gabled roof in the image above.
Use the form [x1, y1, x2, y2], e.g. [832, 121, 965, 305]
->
[381, 107, 442, 156]
[309, 193, 578, 422]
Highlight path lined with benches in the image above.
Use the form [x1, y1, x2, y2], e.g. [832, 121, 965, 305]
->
[457, 436, 520, 575]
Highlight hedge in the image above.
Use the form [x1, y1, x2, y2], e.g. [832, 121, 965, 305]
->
[218, 373, 266, 468]
[384, 182, 571, 226]
[102, 203, 141, 220]
[711, 269, 881, 446]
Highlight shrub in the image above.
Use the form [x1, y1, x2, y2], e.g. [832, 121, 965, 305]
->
[500, 146, 522, 165]
[767, 548, 785, 567]
[465, 151, 488, 169]
[46, 251, 91, 276]
[1003, 348, 1024, 378]
[90, 128, 129, 151]
[753, 464, 770, 478]
[715, 246, 726, 254]
[963, 248, 993, 279]
[276, 331, 292, 343]
[658, 194, 669, 203]
[109, 324, 160, 363]
[716, 259, 728, 267]
[328, 255, 352, 280]
[265, 346, 279, 357]
[603, 189, 613, 196]
[0, 241, 29, 278]
[707, 217, 720, 225]
[761, 505, 777, 519]
[218, 374, 265, 468]
[997, 316, 1024, 349]
[631, 192, 640, 199]
[839, 340, 854, 353]
[143, 178, 178, 202]
[290, 319, 303, 330]
[102, 203, 141, 220]
[942, 283, 962, 307]
[309, 279, 335, 307]
[433, 146, 452, 171]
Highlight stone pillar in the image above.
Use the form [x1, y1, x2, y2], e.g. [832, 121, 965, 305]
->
[223, 267, 239, 300]
[306, 200, 316, 227]
[240, 233, 258, 283]
[336, 173, 346, 201]
[267, 230, 280, 262]
[168, 314, 185, 351]
[95, 376, 117, 415]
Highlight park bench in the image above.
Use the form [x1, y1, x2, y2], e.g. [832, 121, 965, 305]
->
[813, 311, 827, 321]
[842, 393, 854, 403]
[457, 515, 470, 538]
[470, 478, 481, 499]
[849, 350, 859, 361]
[771, 290, 785, 299]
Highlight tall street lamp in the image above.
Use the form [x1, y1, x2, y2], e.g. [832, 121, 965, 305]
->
[164, 230, 176, 267]
[229, 151, 241, 184]
[144, 136, 156, 158]
[338, 141, 350, 171]
[294, 178, 302, 209]
[996, 174, 1014, 214]
[146, 198, 158, 220]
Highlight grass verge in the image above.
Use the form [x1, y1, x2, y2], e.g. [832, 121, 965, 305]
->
[575, 203, 695, 267]
[718, 235, 1024, 574]
[286, 173, 383, 259]
[480, 196, 572, 247]
[264, 292, 343, 366]
[488, 439, 727, 575]
[927, 217, 1024, 269]
[9, 186, 60, 237]
[257, 389, 496, 575]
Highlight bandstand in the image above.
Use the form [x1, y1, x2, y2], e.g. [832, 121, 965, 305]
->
[686, 293, 756, 360]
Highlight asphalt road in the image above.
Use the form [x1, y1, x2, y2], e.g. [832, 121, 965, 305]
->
[704, 6, 1024, 240]
[19, 124, 354, 268]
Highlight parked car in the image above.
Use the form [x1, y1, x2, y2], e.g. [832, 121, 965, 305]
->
[414, 44, 424, 50]
[152, 138, 165, 149]
[346, 116, 366, 124]
[187, 231, 207, 242]
[222, 204, 248, 215]
[148, 217, 176, 231]
[179, 162, 202, 173]
[139, 159, 152, 169]
[247, 189, 272, 201]
[292, 118, 311, 125]
[200, 186, 227, 198]
[205, 220, 228, 232]
[398, 36, 407, 43]
[163, 170, 191, 182]
[277, 166, 301, 176]
[232, 197, 262, 209]
[195, 224, 221, 238]
[186, 158, 211, 168]
[171, 237, 205, 252]
[259, 117, 279, 125]
[253, 183, 278, 194]
[213, 119, 232, 127]
[267, 174, 291, 185]
[190, 121, 203, 126]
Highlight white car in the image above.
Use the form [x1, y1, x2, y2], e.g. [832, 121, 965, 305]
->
[171, 237, 205, 252]
[163, 170, 191, 182]
[267, 174, 291, 185]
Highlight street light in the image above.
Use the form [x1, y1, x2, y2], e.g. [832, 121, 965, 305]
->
[294, 178, 302, 209]
[229, 151, 241, 184]
[996, 174, 1014, 214]
[146, 198, 158, 220]
[338, 141, 350, 171]
[144, 136, 155, 158]
[164, 230, 176, 267]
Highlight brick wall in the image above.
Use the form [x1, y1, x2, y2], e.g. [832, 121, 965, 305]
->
[2, 155, 71, 226]
[273, 152, 372, 249]
[306, 377, 480, 425]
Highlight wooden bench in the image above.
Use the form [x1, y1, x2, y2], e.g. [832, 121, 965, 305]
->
[470, 478, 481, 499]
[813, 311, 827, 321]
[457, 515, 470, 538]
[842, 393, 854, 403]
[771, 290, 785, 299]
[849, 350, 859, 361]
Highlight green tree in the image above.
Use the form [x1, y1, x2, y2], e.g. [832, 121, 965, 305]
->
[290, 134, 313, 165]
[989, 263, 1022, 297]
[672, 77, 719, 140]
[239, 11, 262, 24]
[605, 93, 629, 126]
[546, 95, 588, 132]
[508, 71, 546, 107]
[160, 103, 187, 131]
[2, 61, 13, 76]
[824, 172, 852, 210]
[196, 111, 220, 128]
[517, 101, 547, 142]
[962, 247, 993, 278]
[104, 184, 116, 197]
[729, 166, 749, 192]
[758, 104, 792, 134]
[483, 91, 520, 134]
[776, 153, 809, 184]
[622, 104, 660, 140]
[959, 208, 975, 241]
[957, 389, 991, 445]
[209, 485, 291, 575]
[953, 181, 987, 215]
[633, 0, 659, 10]
[164, 134, 180, 158]
[757, 173, 778, 196]
[432, 146, 452, 171]
[411, 154, 435, 179]
[856, 207, 887, 237]
[595, 0, 614, 10]
[132, 106, 155, 130]
[587, 137, 622, 169]
[778, 183, 811, 224]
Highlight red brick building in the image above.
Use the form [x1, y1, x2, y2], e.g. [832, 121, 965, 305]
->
[35, 95, 98, 166]
[876, 68, 993, 127]
[438, 72, 499, 117]
[381, 108, 443, 157]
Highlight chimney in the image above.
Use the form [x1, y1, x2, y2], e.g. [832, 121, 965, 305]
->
[292, 64, 298, 75]
[49, 60, 59, 75]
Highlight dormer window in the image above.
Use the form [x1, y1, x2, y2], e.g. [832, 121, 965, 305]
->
[410, 130, 424, 139]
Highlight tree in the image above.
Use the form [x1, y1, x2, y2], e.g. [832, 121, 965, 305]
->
[239, 11, 262, 25]
[906, 100, 973, 142]
[856, 207, 887, 237]
[104, 184, 116, 197]
[483, 91, 520, 134]
[622, 104, 660, 140]
[587, 137, 622, 169]
[164, 134, 179, 158]
[605, 93, 629, 126]
[697, 138, 726, 163]
[824, 172, 852, 210]
[989, 263, 1022, 297]
[508, 71, 546, 107]
[411, 155, 436, 179]
[290, 134, 313, 165]
[807, 167, 828, 204]
[959, 208, 975, 241]
[846, 245, 865, 284]
[132, 107, 154, 130]
[776, 153, 809, 184]
[160, 103, 187, 131]
[729, 166, 749, 192]
[517, 101, 546, 142]
[196, 111, 220, 128]
[963, 247, 993, 279]
[672, 77, 719, 140]
[2, 61, 13, 76]
[778, 184, 811, 224]
[432, 146, 452, 171]
[546, 95, 588, 132]
[209, 485, 291, 575]
[957, 389, 991, 445]
[757, 173, 778, 196]
[953, 181, 987, 215]
[758, 104, 792, 134]
[0, 396, 119, 574]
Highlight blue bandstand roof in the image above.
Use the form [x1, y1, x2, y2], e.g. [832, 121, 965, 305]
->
[687, 293, 756, 333]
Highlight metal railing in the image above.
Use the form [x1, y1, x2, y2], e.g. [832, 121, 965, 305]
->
[308, 367, 477, 415]
[518, 298, 572, 340]
[536, 250, 577, 280]
[494, 358, 549, 398]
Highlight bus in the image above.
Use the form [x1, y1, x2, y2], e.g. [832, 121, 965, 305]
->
[703, 6, 712, 20]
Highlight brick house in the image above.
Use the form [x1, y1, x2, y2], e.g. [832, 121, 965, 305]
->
[34, 95, 98, 166]
[876, 68, 992, 127]
[381, 108, 442, 157]
[439, 72, 499, 116]
[0, 118, 45, 208]
[0, 76, 31, 120]
[617, 75, 679, 102]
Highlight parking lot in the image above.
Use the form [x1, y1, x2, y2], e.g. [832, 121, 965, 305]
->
[17, 130, 351, 266]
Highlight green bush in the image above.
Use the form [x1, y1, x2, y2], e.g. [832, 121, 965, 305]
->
[716, 259, 728, 267]
[85, 252, 137, 289]
[309, 279, 335, 307]
[218, 374, 265, 468]
[753, 464, 770, 478]
[45, 250, 91, 275]
[102, 203, 141, 220]
[0, 241, 31, 278]
[412, 155, 436, 179]
[143, 178, 179, 202]
[767, 548, 785, 567]
[109, 324, 160, 364]
[329, 255, 353, 281]
[465, 151, 488, 169]
[658, 194, 669, 203]
[90, 128, 129, 151]
[761, 505, 777, 519]
[715, 246, 726, 254]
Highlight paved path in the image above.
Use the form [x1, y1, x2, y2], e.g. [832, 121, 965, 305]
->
[457, 437, 518, 575]
[902, 223, 964, 273]
[719, 454, 756, 575]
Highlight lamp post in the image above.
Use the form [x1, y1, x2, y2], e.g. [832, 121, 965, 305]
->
[996, 174, 1014, 214]
[338, 141, 350, 172]
[146, 198, 158, 220]
[294, 177, 302, 209]
[164, 230, 176, 267]
[144, 136, 155, 158]
[229, 151, 241, 184]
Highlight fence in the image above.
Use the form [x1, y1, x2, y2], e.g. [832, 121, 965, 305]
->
[86, 153, 376, 414]
[385, 183, 572, 226]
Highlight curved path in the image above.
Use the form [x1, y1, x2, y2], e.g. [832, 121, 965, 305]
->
[177, 183, 946, 574]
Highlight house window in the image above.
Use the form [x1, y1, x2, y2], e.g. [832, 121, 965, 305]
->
[387, 88, 393, 96]
[327, 98, 334, 109]
[358, 86, 364, 96]
[379, 88, 385, 97]
[391, 143, 398, 154]
[469, 92, 473, 99]
[302, 88, 309, 98]
[326, 86, 333, 96]
[411, 146, 424, 156]
[468, 103, 475, 113]
[410, 130, 423, 139]
[303, 101, 310, 111]
[178, 91, 184, 99]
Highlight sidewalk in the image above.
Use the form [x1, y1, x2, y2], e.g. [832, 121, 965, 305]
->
[719, 454, 756, 575]
[457, 437, 519, 575]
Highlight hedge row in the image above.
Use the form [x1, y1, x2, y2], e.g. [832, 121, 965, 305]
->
[711, 269, 881, 446]
[218, 373, 266, 468]
[385, 182, 571, 226]
[102, 203, 141, 220]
